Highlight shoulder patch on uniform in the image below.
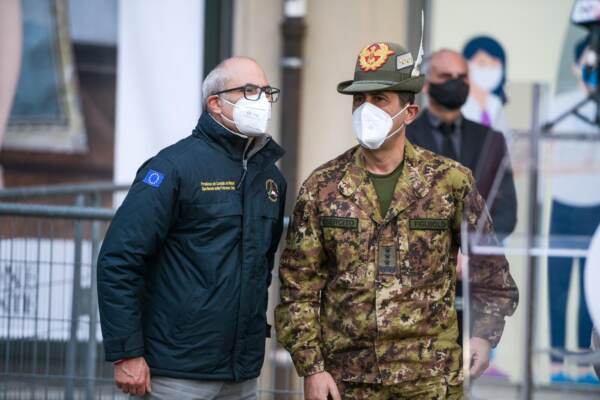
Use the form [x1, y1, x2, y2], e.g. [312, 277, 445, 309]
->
[320, 216, 358, 230]
[409, 218, 449, 230]
[143, 169, 165, 188]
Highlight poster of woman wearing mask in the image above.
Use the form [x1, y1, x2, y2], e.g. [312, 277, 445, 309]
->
[462, 36, 511, 142]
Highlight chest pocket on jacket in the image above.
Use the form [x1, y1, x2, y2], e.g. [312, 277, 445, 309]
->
[405, 217, 452, 285]
[322, 216, 372, 275]
[181, 199, 243, 240]
[255, 200, 280, 255]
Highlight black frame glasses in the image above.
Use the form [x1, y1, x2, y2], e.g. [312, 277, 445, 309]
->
[214, 84, 280, 103]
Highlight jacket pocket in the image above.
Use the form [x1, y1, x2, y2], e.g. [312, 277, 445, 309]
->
[256, 204, 280, 255]
[183, 199, 243, 220]
[180, 200, 244, 251]
[169, 286, 211, 341]
[405, 216, 452, 286]
[322, 216, 372, 275]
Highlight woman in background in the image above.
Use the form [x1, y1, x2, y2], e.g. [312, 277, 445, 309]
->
[462, 35, 511, 142]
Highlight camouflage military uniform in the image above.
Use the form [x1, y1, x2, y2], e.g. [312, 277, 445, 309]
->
[274, 140, 519, 395]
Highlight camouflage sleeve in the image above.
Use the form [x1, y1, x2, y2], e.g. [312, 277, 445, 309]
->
[453, 171, 519, 348]
[274, 180, 328, 377]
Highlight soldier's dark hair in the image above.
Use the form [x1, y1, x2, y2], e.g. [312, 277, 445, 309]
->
[396, 92, 415, 106]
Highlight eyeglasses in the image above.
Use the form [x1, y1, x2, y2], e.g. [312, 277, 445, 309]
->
[214, 84, 281, 103]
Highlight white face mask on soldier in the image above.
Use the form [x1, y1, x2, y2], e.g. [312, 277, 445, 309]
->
[352, 102, 408, 150]
[220, 95, 272, 136]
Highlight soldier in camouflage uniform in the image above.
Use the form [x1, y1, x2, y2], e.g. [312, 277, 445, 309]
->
[274, 42, 519, 400]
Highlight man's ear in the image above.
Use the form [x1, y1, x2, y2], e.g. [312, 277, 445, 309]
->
[423, 80, 430, 95]
[206, 95, 222, 115]
[405, 104, 420, 125]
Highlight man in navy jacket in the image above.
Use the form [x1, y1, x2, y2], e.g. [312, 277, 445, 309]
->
[98, 57, 286, 399]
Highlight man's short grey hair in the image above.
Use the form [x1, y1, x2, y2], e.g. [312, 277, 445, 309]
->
[201, 60, 231, 111]
[201, 56, 261, 111]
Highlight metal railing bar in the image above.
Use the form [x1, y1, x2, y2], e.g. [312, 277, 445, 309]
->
[86, 193, 102, 398]
[0, 203, 115, 220]
[0, 372, 115, 383]
[0, 182, 129, 200]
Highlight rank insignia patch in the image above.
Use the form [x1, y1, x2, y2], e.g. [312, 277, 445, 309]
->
[377, 240, 397, 275]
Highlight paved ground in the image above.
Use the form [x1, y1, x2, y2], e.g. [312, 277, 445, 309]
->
[471, 378, 600, 399]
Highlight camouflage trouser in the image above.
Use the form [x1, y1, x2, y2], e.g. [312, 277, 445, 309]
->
[337, 376, 463, 400]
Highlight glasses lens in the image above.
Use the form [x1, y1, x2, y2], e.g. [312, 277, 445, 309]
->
[265, 87, 280, 103]
[244, 84, 260, 101]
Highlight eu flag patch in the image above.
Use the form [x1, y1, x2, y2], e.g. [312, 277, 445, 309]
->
[143, 169, 165, 188]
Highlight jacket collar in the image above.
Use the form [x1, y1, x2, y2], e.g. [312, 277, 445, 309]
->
[425, 108, 463, 130]
[192, 112, 284, 166]
[338, 139, 429, 224]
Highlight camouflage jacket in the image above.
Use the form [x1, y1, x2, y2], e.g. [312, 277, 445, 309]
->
[275, 140, 518, 385]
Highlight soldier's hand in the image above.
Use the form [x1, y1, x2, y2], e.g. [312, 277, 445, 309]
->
[304, 371, 341, 400]
[456, 250, 468, 280]
[468, 337, 491, 379]
[114, 356, 152, 396]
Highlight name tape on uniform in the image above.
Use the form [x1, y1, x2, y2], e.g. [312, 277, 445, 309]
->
[320, 216, 358, 230]
[409, 218, 449, 230]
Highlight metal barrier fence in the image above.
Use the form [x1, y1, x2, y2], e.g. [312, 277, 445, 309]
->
[0, 185, 302, 400]
[2, 180, 600, 399]
[0, 198, 116, 400]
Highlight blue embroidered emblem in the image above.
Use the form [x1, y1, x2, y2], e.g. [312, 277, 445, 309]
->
[143, 169, 165, 188]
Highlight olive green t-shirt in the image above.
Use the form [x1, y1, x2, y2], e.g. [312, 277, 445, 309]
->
[369, 162, 403, 217]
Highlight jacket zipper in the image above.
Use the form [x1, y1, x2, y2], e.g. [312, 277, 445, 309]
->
[232, 136, 271, 379]
[237, 140, 252, 190]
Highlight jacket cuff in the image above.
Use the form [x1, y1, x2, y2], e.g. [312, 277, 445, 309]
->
[103, 331, 145, 362]
[291, 348, 326, 377]
[471, 313, 505, 348]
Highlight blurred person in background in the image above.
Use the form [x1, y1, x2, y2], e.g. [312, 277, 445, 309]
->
[276, 41, 518, 400]
[97, 57, 286, 399]
[546, 34, 600, 384]
[406, 49, 517, 240]
[461, 35, 511, 142]
[406, 48, 518, 380]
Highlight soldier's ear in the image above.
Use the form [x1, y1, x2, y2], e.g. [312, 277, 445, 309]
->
[405, 104, 419, 125]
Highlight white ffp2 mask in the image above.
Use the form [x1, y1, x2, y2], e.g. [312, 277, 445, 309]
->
[221, 95, 272, 136]
[352, 102, 408, 150]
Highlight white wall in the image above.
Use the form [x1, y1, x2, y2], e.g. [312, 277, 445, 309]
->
[114, 0, 204, 188]
[430, 0, 573, 89]
[297, 0, 410, 187]
[233, 0, 283, 144]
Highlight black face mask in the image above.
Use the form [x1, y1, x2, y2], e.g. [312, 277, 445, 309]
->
[428, 78, 469, 110]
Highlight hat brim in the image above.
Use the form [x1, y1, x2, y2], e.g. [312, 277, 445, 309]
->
[337, 76, 425, 94]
